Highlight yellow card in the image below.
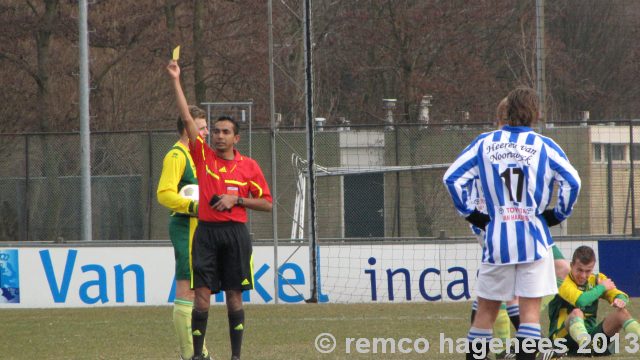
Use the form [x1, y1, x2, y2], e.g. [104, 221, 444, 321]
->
[172, 45, 180, 61]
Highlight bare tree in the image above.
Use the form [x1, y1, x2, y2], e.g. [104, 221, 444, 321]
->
[545, 0, 640, 121]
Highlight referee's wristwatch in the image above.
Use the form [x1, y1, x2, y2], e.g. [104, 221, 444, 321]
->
[236, 196, 244, 207]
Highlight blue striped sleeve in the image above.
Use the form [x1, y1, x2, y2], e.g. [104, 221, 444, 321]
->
[444, 158, 478, 215]
[443, 138, 485, 216]
[546, 142, 581, 220]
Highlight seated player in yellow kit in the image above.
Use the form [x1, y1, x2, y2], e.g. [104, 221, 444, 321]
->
[548, 245, 640, 356]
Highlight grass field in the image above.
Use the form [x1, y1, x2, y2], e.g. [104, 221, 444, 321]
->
[2, 300, 640, 359]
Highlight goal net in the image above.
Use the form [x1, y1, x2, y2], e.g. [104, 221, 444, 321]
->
[287, 127, 487, 303]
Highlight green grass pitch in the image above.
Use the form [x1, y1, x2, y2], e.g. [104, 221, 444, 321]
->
[2, 300, 640, 359]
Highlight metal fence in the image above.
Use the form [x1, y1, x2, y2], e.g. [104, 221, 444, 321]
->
[1, 120, 639, 242]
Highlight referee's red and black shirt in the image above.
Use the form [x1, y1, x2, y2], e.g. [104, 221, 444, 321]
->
[189, 135, 272, 223]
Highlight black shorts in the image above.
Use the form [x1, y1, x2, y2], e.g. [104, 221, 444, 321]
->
[191, 221, 253, 294]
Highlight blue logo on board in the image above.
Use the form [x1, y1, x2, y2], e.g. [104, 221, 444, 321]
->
[0, 249, 20, 303]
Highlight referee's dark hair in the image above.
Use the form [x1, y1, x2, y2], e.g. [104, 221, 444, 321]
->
[506, 86, 539, 127]
[215, 115, 240, 135]
[177, 105, 206, 134]
[571, 245, 596, 265]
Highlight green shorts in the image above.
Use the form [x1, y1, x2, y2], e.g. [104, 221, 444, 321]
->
[169, 215, 198, 280]
[563, 322, 614, 356]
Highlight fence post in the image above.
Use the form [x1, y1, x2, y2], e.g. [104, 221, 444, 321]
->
[630, 120, 637, 234]
[147, 131, 153, 240]
[606, 144, 613, 234]
[25, 134, 30, 241]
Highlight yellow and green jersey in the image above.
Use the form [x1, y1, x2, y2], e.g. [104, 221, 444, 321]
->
[548, 272, 629, 339]
[157, 141, 198, 217]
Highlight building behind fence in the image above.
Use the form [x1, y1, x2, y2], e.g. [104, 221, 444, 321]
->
[0, 121, 639, 242]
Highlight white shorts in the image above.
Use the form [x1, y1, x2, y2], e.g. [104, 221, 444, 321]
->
[475, 251, 557, 301]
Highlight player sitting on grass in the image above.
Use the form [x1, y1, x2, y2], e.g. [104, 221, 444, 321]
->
[548, 245, 640, 357]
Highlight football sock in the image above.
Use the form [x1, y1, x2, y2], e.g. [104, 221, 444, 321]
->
[623, 318, 640, 337]
[174, 299, 195, 359]
[228, 309, 245, 358]
[466, 327, 491, 360]
[568, 317, 590, 347]
[192, 309, 209, 356]
[470, 299, 478, 324]
[494, 305, 510, 352]
[515, 323, 541, 360]
[507, 304, 520, 329]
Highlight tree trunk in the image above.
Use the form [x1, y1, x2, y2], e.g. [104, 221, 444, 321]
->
[193, 0, 206, 104]
[164, 0, 177, 31]
[35, 0, 63, 241]
[400, 65, 432, 236]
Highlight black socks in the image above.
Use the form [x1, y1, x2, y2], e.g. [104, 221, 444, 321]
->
[228, 309, 245, 358]
[192, 309, 209, 356]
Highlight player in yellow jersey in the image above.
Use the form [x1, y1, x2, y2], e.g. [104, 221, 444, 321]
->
[157, 106, 210, 360]
[548, 245, 640, 356]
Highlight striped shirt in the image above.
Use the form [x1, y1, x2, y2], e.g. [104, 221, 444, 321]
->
[468, 176, 486, 244]
[443, 125, 581, 265]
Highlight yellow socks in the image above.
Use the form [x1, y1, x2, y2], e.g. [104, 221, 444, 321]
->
[624, 319, 640, 337]
[569, 317, 589, 347]
[174, 299, 194, 359]
[174, 299, 209, 359]
[493, 306, 510, 352]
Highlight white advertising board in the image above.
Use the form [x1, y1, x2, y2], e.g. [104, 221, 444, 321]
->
[0, 241, 597, 308]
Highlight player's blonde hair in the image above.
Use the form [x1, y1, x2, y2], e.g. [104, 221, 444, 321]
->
[496, 97, 508, 127]
[177, 105, 206, 134]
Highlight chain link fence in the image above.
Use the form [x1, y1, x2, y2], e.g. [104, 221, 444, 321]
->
[1, 120, 639, 242]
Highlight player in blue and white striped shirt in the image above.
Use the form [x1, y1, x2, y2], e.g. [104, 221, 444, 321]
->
[444, 87, 581, 360]
[467, 99, 521, 359]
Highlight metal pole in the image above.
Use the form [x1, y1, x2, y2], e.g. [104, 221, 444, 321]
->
[303, 0, 319, 303]
[206, 104, 211, 145]
[268, 0, 280, 304]
[237, 106, 254, 236]
[535, 0, 546, 131]
[147, 131, 153, 240]
[607, 145, 613, 234]
[79, 0, 92, 241]
[247, 108, 252, 158]
[25, 135, 30, 241]
[394, 126, 401, 237]
[630, 120, 636, 234]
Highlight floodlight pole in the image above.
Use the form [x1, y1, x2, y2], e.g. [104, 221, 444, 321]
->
[629, 120, 636, 234]
[267, 0, 280, 304]
[302, 0, 319, 303]
[79, 0, 92, 241]
[536, 0, 546, 131]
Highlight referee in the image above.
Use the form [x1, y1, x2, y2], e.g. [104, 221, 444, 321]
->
[444, 87, 581, 360]
[167, 59, 273, 360]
